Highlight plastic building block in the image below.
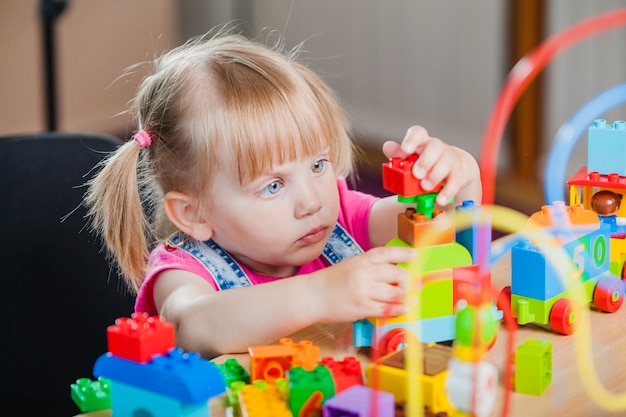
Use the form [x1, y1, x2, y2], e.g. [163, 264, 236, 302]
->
[511, 225, 611, 300]
[588, 119, 626, 176]
[455, 200, 492, 266]
[93, 347, 225, 404]
[70, 377, 111, 412]
[323, 385, 394, 417]
[514, 339, 552, 395]
[382, 154, 442, 197]
[288, 364, 335, 417]
[108, 380, 210, 417]
[279, 338, 320, 371]
[397, 208, 454, 247]
[527, 202, 599, 240]
[239, 380, 292, 417]
[365, 345, 454, 414]
[107, 312, 176, 363]
[320, 356, 363, 393]
[218, 358, 250, 387]
[248, 343, 294, 383]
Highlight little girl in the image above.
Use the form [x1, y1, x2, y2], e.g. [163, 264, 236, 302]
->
[85, 28, 481, 358]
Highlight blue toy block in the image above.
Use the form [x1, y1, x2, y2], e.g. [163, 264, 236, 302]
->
[455, 200, 492, 267]
[512, 225, 610, 300]
[588, 119, 626, 176]
[110, 381, 210, 417]
[93, 347, 225, 404]
[353, 318, 373, 348]
[323, 385, 395, 417]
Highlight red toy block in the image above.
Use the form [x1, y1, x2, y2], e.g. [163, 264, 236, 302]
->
[382, 154, 442, 197]
[320, 356, 363, 393]
[453, 264, 492, 307]
[106, 313, 175, 363]
[397, 208, 453, 247]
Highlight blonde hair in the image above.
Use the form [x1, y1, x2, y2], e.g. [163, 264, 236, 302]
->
[85, 28, 357, 293]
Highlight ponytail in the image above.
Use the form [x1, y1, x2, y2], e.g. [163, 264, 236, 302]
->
[85, 137, 154, 293]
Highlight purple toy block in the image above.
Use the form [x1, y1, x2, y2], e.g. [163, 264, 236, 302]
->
[323, 385, 394, 417]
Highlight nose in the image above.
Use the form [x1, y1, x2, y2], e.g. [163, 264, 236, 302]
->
[294, 180, 322, 219]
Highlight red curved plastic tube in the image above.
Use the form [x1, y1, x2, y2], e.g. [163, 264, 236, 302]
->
[480, 8, 626, 205]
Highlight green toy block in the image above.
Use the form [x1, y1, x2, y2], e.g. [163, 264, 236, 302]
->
[515, 339, 552, 395]
[288, 365, 335, 416]
[387, 239, 473, 272]
[70, 377, 111, 412]
[218, 358, 250, 386]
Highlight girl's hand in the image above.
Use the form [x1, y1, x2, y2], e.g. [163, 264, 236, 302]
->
[307, 246, 417, 322]
[382, 125, 481, 207]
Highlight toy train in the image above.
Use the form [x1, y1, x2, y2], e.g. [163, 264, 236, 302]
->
[498, 202, 625, 335]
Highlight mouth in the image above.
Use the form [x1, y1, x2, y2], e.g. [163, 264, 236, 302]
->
[297, 226, 329, 246]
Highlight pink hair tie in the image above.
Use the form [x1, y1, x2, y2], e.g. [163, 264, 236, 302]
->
[134, 130, 152, 148]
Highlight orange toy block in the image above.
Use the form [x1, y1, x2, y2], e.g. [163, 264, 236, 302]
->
[278, 338, 320, 371]
[248, 344, 295, 383]
[397, 208, 454, 247]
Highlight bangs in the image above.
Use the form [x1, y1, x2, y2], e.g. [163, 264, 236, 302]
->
[231, 98, 332, 184]
[211, 55, 350, 184]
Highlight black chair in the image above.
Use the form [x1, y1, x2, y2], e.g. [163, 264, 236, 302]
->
[0, 132, 136, 415]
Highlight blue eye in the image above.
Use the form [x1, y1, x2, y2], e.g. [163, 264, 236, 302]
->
[311, 159, 327, 174]
[260, 180, 283, 196]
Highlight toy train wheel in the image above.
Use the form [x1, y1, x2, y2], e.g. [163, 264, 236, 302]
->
[377, 328, 409, 354]
[496, 286, 512, 318]
[549, 298, 582, 335]
[593, 277, 625, 313]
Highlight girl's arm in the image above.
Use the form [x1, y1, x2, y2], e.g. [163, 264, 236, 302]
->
[152, 244, 416, 358]
[368, 126, 482, 248]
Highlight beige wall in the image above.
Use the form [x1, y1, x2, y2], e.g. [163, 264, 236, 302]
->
[0, 0, 180, 137]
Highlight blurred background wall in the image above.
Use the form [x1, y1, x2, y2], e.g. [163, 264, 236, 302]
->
[1, 0, 626, 210]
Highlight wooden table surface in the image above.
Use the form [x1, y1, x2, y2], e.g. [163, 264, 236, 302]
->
[76, 253, 626, 417]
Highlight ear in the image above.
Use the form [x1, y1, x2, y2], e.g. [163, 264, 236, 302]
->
[163, 191, 214, 241]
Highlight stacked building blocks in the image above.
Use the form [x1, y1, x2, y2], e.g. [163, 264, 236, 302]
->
[70, 377, 111, 413]
[322, 385, 395, 417]
[364, 344, 455, 415]
[568, 119, 626, 280]
[356, 153, 500, 354]
[320, 356, 363, 393]
[289, 364, 336, 417]
[92, 314, 225, 417]
[382, 154, 442, 198]
[514, 339, 552, 396]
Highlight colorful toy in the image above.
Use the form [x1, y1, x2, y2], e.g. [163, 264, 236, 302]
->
[498, 202, 625, 335]
[365, 344, 455, 415]
[566, 120, 626, 280]
[91, 314, 225, 417]
[354, 159, 500, 353]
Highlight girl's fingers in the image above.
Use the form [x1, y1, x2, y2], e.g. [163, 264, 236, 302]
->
[400, 125, 430, 155]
